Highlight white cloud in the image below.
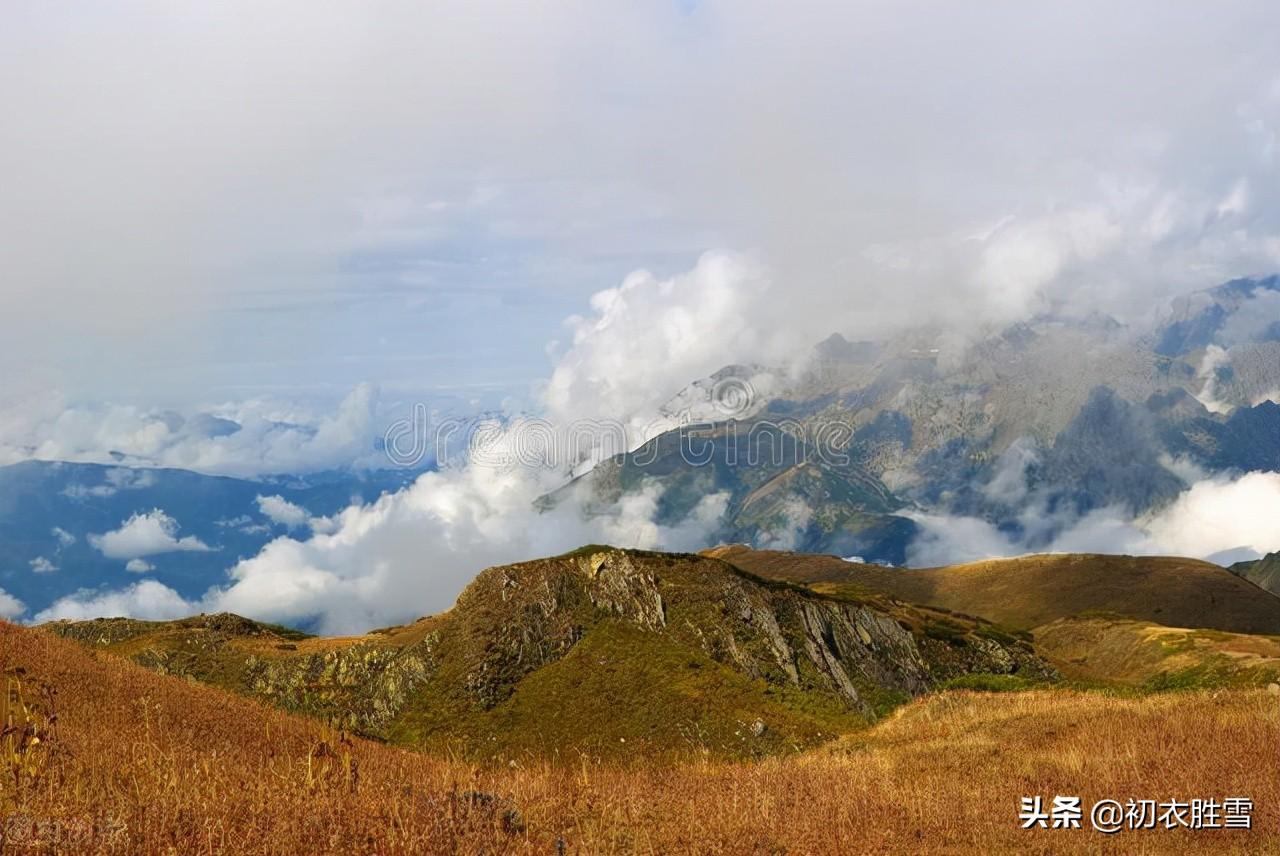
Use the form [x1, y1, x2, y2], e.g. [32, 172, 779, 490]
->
[202, 463, 728, 634]
[1193, 345, 1233, 415]
[34, 580, 193, 623]
[256, 495, 311, 529]
[89, 510, 213, 560]
[982, 438, 1041, 506]
[544, 253, 790, 426]
[51, 527, 76, 547]
[753, 498, 814, 552]
[2, 3, 1278, 421]
[0, 588, 25, 620]
[125, 559, 155, 574]
[1141, 471, 1280, 559]
[37, 451, 730, 634]
[908, 470, 1280, 567]
[3, 384, 381, 478]
[29, 557, 57, 574]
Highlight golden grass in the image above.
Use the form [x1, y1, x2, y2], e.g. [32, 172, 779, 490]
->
[1, 620, 1276, 854]
[1034, 616, 1280, 686]
[711, 547, 1280, 635]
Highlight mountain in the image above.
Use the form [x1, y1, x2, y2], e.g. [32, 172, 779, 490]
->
[0, 460, 423, 616]
[562, 276, 1280, 561]
[1155, 274, 1280, 357]
[548, 421, 917, 562]
[707, 547, 1280, 635]
[1231, 552, 1280, 596]
[46, 547, 1052, 758]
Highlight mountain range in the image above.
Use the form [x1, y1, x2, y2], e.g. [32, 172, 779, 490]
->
[2, 275, 1278, 618]
[570, 275, 1280, 565]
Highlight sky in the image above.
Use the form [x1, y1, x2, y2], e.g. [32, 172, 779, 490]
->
[6, 3, 1280, 630]
[4, 2, 1280, 426]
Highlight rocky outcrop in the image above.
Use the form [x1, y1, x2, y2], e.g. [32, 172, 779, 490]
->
[243, 636, 439, 732]
[454, 549, 1053, 716]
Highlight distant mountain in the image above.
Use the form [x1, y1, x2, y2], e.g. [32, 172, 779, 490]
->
[1230, 552, 1280, 597]
[0, 460, 423, 616]
[567, 276, 1280, 561]
[546, 421, 917, 563]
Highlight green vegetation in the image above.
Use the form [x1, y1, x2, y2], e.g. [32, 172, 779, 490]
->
[939, 673, 1042, 692]
[392, 620, 866, 761]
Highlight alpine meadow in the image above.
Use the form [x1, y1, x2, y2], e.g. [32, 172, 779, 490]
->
[2, 3, 1280, 854]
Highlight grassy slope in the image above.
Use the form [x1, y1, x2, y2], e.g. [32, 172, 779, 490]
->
[1033, 615, 1280, 689]
[390, 619, 864, 761]
[709, 546, 1280, 634]
[3, 620, 1276, 855]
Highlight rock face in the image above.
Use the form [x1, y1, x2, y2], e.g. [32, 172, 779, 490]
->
[244, 637, 439, 731]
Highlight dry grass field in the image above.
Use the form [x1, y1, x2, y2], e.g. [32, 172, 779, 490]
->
[1, 620, 1276, 855]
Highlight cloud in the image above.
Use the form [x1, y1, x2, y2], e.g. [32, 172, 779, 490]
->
[29, 557, 57, 574]
[2, 3, 1279, 418]
[982, 438, 1041, 507]
[1140, 471, 1280, 559]
[62, 466, 158, 499]
[34, 580, 193, 623]
[88, 510, 213, 560]
[256, 495, 311, 529]
[0, 589, 24, 620]
[38, 445, 730, 634]
[907, 470, 1280, 567]
[200, 462, 729, 635]
[51, 527, 76, 547]
[543, 252, 796, 432]
[1193, 345, 1233, 415]
[2, 385, 382, 478]
[125, 559, 155, 574]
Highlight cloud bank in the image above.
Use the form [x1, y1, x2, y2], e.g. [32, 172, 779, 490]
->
[908, 470, 1280, 567]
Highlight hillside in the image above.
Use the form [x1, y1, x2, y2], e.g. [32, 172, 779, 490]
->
[1032, 615, 1280, 688]
[706, 547, 1280, 634]
[4, 619, 1277, 854]
[46, 547, 1052, 760]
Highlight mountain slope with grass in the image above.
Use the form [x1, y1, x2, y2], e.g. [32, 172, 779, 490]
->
[3, 619, 1276, 855]
[707, 547, 1280, 635]
[1032, 615, 1280, 689]
[46, 547, 1051, 760]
